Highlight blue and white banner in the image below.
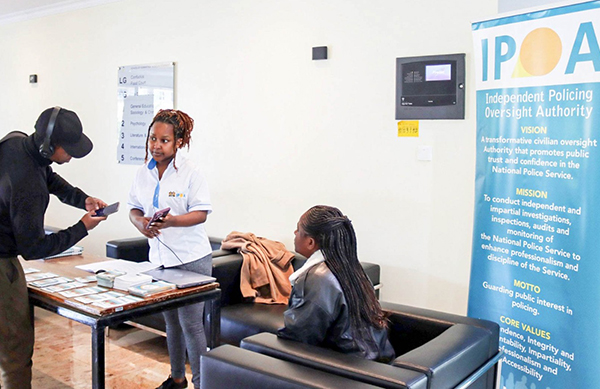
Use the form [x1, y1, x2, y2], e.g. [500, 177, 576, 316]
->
[468, 2, 600, 388]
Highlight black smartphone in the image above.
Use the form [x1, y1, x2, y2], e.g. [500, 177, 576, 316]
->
[146, 207, 170, 229]
[93, 202, 120, 217]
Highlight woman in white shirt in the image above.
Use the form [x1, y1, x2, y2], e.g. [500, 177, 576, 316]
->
[128, 109, 212, 389]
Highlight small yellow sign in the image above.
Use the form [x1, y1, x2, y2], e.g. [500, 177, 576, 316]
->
[397, 121, 419, 137]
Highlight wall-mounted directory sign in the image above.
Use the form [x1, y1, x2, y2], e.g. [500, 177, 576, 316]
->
[117, 62, 174, 165]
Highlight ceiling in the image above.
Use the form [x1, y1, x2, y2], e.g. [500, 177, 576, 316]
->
[0, 0, 122, 25]
[0, 0, 70, 16]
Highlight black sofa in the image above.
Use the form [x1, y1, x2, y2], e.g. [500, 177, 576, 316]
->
[105, 236, 381, 345]
[202, 302, 501, 389]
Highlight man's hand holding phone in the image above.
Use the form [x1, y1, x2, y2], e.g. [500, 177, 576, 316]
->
[93, 202, 120, 217]
[85, 197, 108, 212]
[81, 200, 116, 230]
[82, 210, 106, 231]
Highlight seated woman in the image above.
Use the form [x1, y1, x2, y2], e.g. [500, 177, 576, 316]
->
[277, 205, 395, 363]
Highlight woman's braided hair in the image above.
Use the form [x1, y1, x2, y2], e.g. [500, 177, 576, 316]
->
[299, 205, 388, 346]
[144, 109, 194, 170]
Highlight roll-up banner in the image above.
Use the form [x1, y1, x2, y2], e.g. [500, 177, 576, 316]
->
[468, 2, 600, 388]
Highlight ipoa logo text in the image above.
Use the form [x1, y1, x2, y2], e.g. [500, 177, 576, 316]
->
[481, 22, 600, 81]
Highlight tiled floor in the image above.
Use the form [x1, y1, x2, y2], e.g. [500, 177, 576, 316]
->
[32, 308, 191, 389]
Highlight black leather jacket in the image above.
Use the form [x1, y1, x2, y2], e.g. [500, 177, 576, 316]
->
[278, 262, 395, 363]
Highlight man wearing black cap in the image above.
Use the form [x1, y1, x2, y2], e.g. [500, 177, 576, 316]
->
[0, 107, 108, 389]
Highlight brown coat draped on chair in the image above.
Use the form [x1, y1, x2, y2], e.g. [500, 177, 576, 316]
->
[221, 231, 295, 304]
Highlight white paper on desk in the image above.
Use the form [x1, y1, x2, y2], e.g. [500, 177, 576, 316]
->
[75, 260, 160, 275]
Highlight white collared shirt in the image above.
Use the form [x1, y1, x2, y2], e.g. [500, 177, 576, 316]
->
[289, 250, 325, 285]
[128, 155, 212, 267]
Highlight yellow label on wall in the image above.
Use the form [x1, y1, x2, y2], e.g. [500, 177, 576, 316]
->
[397, 121, 419, 137]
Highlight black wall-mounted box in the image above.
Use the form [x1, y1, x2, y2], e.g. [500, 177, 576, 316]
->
[312, 46, 328, 60]
[395, 53, 465, 120]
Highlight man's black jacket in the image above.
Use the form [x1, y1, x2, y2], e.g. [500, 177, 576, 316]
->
[0, 132, 88, 259]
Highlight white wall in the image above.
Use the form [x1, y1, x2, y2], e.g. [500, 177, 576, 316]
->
[0, 0, 497, 315]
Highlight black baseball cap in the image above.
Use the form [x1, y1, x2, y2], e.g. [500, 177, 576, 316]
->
[35, 107, 93, 158]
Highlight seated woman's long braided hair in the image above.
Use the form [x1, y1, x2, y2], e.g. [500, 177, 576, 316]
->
[144, 109, 194, 170]
[299, 205, 388, 346]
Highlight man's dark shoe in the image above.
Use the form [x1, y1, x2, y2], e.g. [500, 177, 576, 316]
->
[156, 376, 188, 389]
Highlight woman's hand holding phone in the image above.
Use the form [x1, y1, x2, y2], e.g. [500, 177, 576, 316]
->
[129, 208, 172, 238]
[146, 207, 170, 229]
[129, 209, 157, 238]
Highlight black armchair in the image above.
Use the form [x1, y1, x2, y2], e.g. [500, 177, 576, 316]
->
[201, 344, 392, 389]
[237, 302, 501, 389]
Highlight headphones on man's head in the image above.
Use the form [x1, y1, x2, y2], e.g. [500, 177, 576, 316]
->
[39, 106, 61, 158]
